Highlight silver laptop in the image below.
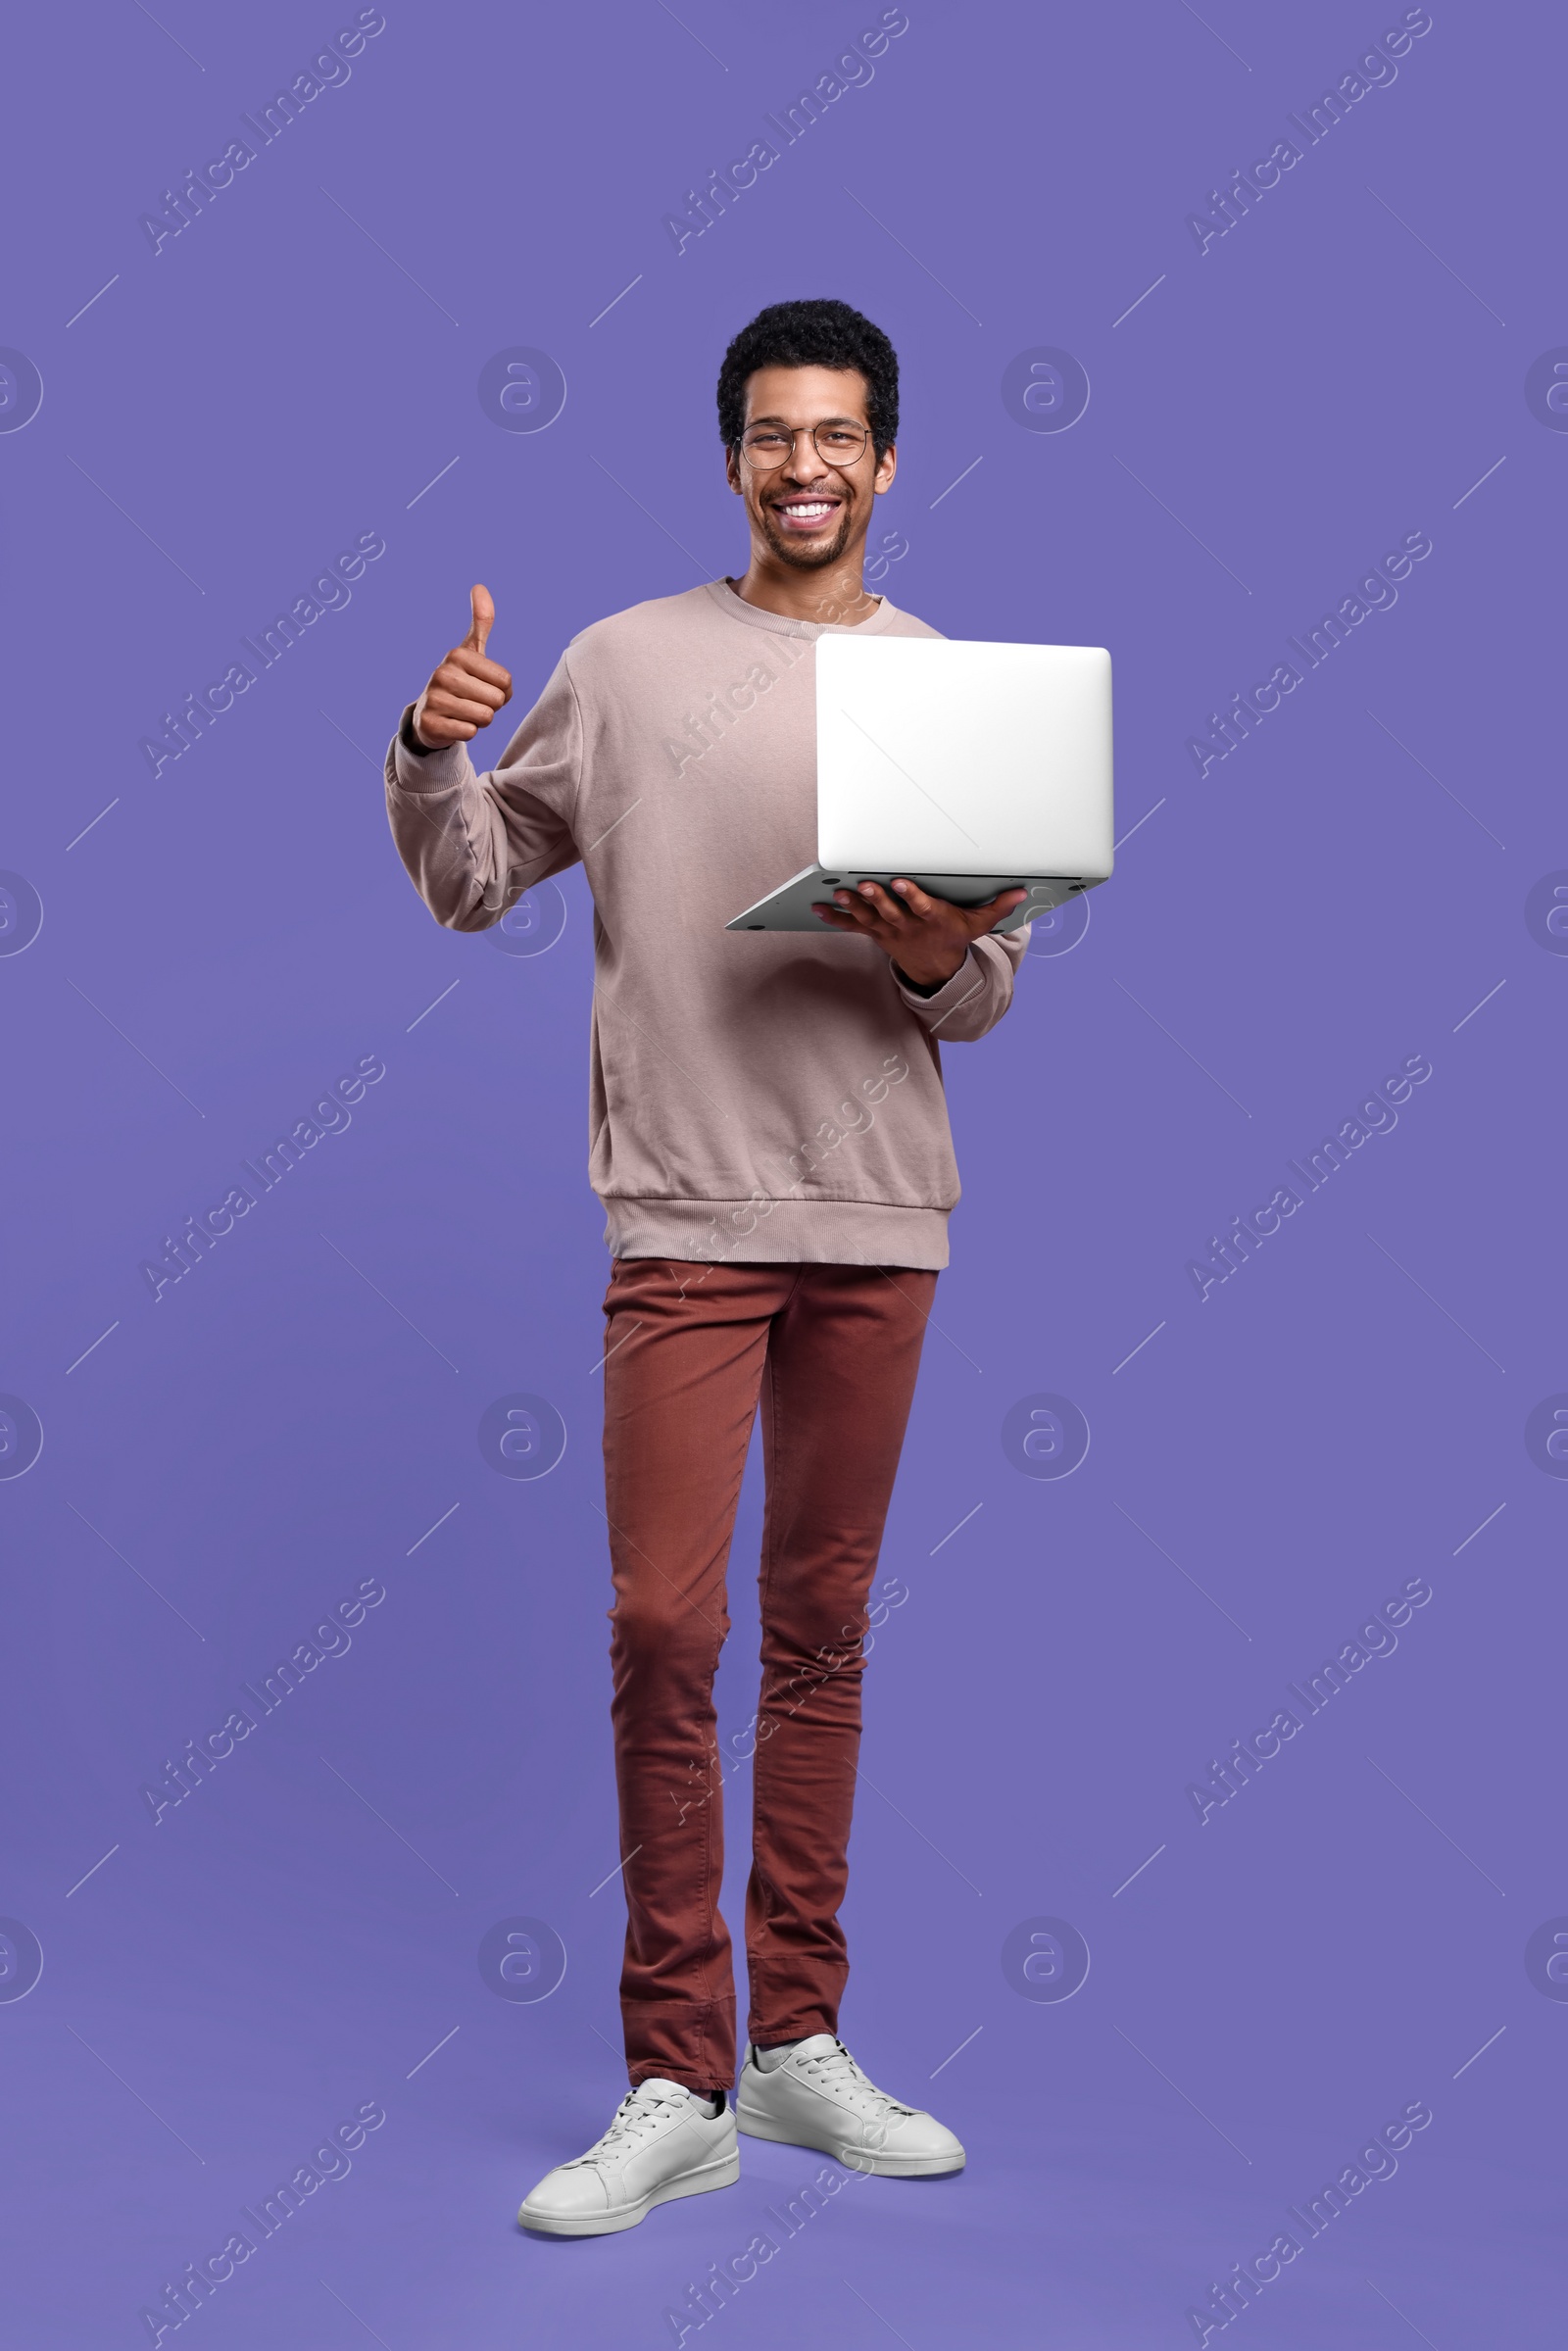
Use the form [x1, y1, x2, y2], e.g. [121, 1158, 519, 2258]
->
[726, 635, 1113, 935]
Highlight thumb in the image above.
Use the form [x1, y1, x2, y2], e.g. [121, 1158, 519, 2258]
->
[464, 583, 494, 655]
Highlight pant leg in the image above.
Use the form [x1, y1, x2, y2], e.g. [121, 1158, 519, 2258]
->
[745, 1262, 937, 2047]
[601, 1256, 795, 2094]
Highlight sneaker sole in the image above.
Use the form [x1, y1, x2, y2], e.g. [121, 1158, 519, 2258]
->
[517, 2146, 740, 2236]
[735, 2106, 964, 2177]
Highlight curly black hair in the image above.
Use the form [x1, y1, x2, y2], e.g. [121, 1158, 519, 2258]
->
[716, 299, 900, 458]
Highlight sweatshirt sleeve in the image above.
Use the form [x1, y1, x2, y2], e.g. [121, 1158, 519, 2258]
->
[892, 924, 1030, 1043]
[383, 653, 583, 932]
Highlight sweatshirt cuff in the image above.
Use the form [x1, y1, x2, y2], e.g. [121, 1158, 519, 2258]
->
[389, 704, 470, 795]
[893, 947, 986, 1022]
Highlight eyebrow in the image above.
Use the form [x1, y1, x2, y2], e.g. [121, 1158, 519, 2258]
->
[745, 413, 866, 428]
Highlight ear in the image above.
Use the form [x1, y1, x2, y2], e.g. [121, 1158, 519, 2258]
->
[873, 441, 897, 493]
[724, 445, 745, 495]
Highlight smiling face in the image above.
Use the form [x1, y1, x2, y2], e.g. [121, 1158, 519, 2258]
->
[725, 363, 897, 575]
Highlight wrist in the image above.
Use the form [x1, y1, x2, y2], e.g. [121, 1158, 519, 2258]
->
[895, 949, 965, 996]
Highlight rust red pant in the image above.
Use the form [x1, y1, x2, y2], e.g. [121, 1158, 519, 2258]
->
[600, 1257, 936, 2094]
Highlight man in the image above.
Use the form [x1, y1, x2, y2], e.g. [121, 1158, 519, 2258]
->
[384, 299, 1028, 2235]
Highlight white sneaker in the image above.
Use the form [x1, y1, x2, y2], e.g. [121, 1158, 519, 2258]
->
[517, 2080, 739, 2236]
[735, 2034, 965, 2177]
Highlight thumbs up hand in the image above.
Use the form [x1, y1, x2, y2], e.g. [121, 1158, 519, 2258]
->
[412, 584, 514, 749]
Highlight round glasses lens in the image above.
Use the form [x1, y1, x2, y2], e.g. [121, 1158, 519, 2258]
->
[810, 425, 868, 465]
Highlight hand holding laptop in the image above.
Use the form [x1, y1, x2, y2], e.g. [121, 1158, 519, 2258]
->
[811, 875, 1028, 988]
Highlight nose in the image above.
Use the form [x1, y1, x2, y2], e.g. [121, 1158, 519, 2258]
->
[781, 436, 830, 487]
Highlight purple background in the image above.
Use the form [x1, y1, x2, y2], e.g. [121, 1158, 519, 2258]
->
[1, 1, 1561, 2343]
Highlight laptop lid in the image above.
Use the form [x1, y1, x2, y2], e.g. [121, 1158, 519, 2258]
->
[814, 636, 1113, 877]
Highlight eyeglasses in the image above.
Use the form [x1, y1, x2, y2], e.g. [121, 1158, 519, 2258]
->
[736, 421, 870, 471]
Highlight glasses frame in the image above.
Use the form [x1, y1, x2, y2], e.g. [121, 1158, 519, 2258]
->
[733, 420, 873, 473]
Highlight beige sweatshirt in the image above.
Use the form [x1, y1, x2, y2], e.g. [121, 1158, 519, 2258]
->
[383, 578, 1028, 1269]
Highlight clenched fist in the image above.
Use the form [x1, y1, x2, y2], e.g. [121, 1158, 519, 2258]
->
[412, 585, 514, 749]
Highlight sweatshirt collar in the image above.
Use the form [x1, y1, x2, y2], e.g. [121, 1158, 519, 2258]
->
[702, 576, 902, 641]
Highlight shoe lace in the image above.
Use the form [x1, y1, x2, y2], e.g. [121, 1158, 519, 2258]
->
[796, 2041, 914, 2119]
[563, 2083, 690, 2169]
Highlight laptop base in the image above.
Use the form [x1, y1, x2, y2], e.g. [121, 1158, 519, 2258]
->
[725, 865, 1099, 936]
